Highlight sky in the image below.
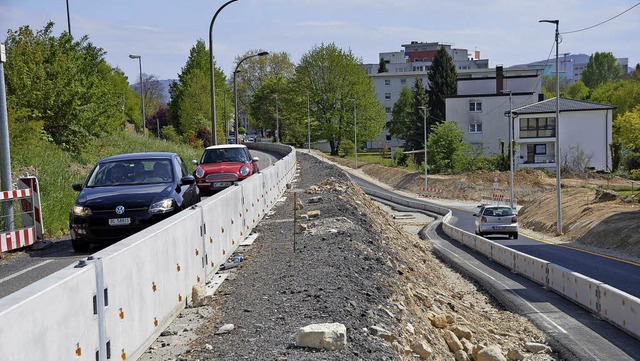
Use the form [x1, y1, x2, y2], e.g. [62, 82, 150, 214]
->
[1, 0, 639, 83]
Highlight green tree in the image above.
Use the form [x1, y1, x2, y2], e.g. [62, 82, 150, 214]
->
[409, 78, 429, 150]
[427, 120, 475, 174]
[234, 51, 295, 134]
[378, 58, 388, 73]
[564, 80, 590, 100]
[388, 86, 414, 144]
[168, 39, 228, 144]
[615, 106, 640, 153]
[4, 22, 129, 152]
[294, 43, 386, 156]
[427, 47, 457, 125]
[581, 52, 623, 89]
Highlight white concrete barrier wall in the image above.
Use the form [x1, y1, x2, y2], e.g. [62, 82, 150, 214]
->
[389, 189, 639, 341]
[0, 144, 296, 361]
[599, 284, 640, 339]
[0, 263, 100, 360]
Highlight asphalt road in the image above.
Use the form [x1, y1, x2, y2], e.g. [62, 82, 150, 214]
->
[0, 149, 278, 300]
[348, 171, 640, 361]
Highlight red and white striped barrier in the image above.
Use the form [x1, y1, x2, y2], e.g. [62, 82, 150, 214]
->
[420, 187, 443, 193]
[0, 177, 44, 252]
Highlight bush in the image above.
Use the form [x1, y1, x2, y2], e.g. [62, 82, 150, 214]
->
[393, 147, 408, 166]
[340, 138, 354, 157]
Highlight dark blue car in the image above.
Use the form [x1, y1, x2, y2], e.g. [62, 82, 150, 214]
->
[69, 152, 200, 252]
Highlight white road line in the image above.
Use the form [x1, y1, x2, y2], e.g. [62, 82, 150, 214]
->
[0, 260, 54, 284]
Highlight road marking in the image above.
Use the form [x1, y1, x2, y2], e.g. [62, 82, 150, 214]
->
[0, 260, 53, 284]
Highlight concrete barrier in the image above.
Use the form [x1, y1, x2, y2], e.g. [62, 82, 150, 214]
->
[0, 144, 296, 361]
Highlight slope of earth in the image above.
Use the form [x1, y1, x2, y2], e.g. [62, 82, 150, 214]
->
[327, 156, 640, 262]
[172, 152, 556, 360]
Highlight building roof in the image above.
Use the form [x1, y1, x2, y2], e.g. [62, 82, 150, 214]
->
[512, 97, 616, 115]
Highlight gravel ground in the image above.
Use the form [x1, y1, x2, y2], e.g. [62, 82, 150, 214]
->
[142, 151, 555, 361]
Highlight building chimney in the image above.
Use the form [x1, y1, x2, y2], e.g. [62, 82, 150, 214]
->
[496, 65, 504, 94]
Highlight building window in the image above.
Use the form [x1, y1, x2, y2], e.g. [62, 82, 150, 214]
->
[384, 79, 391, 86]
[469, 101, 482, 112]
[519, 117, 556, 138]
[469, 123, 482, 133]
[385, 107, 391, 113]
[400, 78, 406, 85]
[385, 93, 391, 100]
[386, 134, 392, 141]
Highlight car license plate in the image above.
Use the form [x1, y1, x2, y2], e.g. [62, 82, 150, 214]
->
[492, 226, 506, 230]
[109, 217, 131, 226]
[213, 182, 232, 188]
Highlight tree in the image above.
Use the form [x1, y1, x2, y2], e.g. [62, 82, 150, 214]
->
[294, 43, 386, 156]
[233, 51, 295, 134]
[389, 78, 429, 151]
[388, 86, 414, 144]
[130, 73, 165, 128]
[427, 47, 457, 125]
[581, 52, 623, 89]
[615, 106, 640, 153]
[564, 80, 590, 100]
[427, 120, 475, 174]
[168, 39, 228, 143]
[4, 22, 128, 152]
[378, 58, 388, 73]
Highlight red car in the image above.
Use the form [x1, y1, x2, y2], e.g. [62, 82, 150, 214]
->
[193, 144, 260, 195]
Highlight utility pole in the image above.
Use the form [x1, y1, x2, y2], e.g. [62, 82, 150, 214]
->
[0, 43, 14, 231]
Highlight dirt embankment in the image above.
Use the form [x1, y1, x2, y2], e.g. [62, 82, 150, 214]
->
[328, 156, 640, 262]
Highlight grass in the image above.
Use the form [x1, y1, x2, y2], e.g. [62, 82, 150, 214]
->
[7, 128, 202, 239]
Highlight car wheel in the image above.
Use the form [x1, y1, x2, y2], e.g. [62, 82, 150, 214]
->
[72, 239, 91, 253]
[513, 233, 519, 240]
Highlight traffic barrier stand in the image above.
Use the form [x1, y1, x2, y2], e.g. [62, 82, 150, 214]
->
[0, 176, 44, 252]
[420, 187, 443, 198]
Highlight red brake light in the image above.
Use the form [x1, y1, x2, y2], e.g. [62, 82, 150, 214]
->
[511, 216, 518, 223]
[481, 216, 487, 223]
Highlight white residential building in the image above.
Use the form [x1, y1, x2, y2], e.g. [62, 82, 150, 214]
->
[511, 98, 615, 172]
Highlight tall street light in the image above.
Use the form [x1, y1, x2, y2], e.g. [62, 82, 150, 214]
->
[65, 0, 71, 35]
[209, 0, 238, 146]
[418, 106, 428, 190]
[503, 90, 515, 209]
[307, 93, 311, 152]
[217, 89, 228, 141]
[129, 54, 145, 136]
[540, 19, 562, 234]
[234, 52, 268, 143]
[347, 98, 357, 168]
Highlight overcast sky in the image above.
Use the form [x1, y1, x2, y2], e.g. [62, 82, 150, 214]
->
[2, 0, 639, 83]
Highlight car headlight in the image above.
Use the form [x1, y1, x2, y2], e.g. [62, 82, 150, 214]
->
[239, 165, 250, 177]
[149, 198, 175, 213]
[195, 166, 204, 178]
[72, 205, 92, 217]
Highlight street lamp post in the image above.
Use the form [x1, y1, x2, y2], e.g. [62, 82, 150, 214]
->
[503, 90, 515, 209]
[307, 93, 311, 152]
[234, 52, 268, 143]
[347, 98, 357, 169]
[65, 0, 71, 35]
[540, 19, 562, 234]
[217, 90, 228, 141]
[275, 94, 279, 143]
[209, 0, 238, 146]
[418, 106, 428, 190]
[0, 43, 14, 231]
[128, 54, 145, 136]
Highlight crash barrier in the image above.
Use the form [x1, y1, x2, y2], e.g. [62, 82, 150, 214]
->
[360, 186, 640, 341]
[0, 144, 296, 361]
[0, 176, 44, 252]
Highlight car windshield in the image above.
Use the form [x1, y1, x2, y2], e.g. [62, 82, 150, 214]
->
[483, 207, 514, 217]
[85, 159, 173, 187]
[201, 148, 249, 164]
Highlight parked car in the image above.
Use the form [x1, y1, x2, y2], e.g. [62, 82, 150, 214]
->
[473, 205, 519, 239]
[193, 144, 259, 195]
[69, 152, 200, 252]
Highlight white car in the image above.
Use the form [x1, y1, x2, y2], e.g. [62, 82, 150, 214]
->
[473, 205, 519, 239]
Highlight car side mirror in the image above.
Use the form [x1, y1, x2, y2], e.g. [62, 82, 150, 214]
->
[72, 183, 83, 192]
[192, 160, 199, 165]
[472, 213, 478, 217]
[252, 157, 260, 162]
[180, 175, 195, 185]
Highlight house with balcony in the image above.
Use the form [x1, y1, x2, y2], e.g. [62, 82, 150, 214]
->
[510, 98, 615, 172]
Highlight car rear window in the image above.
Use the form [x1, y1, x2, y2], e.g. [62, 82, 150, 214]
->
[484, 207, 514, 217]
